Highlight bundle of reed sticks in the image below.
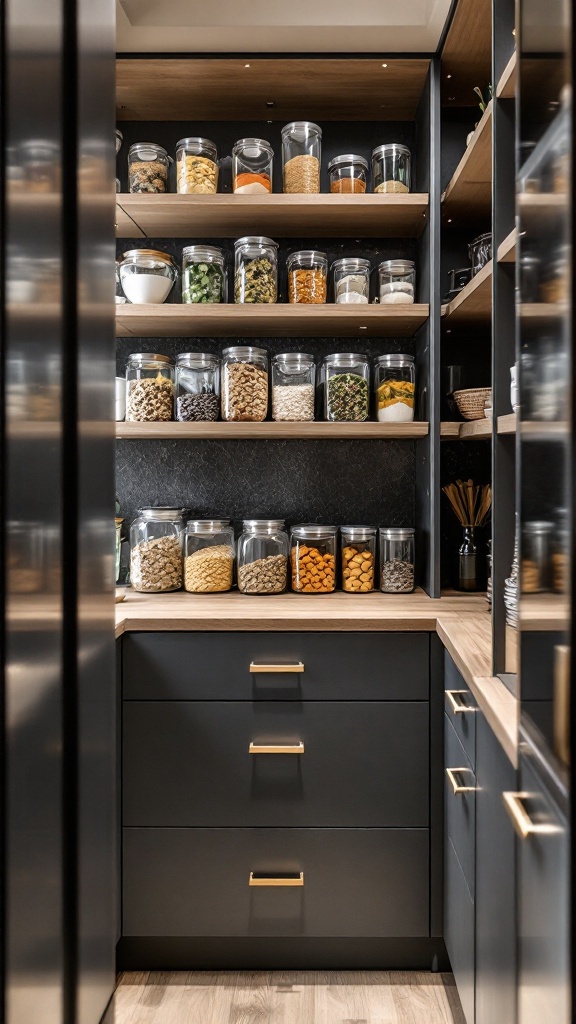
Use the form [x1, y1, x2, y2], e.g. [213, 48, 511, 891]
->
[442, 479, 492, 527]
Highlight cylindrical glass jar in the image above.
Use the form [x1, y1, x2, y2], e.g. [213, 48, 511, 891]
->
[378, 259, 416, 304]
[126, 353, 174, 422]
[522, 521, 554, 593]
[237, 520, 289, 594]
[176, 137, 218, 194]
[182, 245, 226, 304]
[7, 521, 44, 594]
[234, 236, 278, 304]
[520, 254, 540, 303]
[282, 121, 322, 194]
[115, 128, 123, 156]
[371, 144, 412, 193]
[232, 138, 273, 194]
[332, 258, 370, 304]
[322, 353, 370, 421]
[130, 507, 187, 593]
[221, 346, 268, 421]
[341, 527, 377, 593]
[184, 519, 234, 593]
[291, 525, 337, 593]
[468, 233, 492, 275]
[272, 353, 315, 421]
[119, 249, 178, 304]
[175, 352, 220, 422]
[540, 245, 570, 303]
[328, 154, 368, 194]
[115, 260, 126, 303]
[374, 354, 416, 423]
[20, 140, 60, 193]
[287, 250, 328, 304]
[128, 143, 169, 193]
[379, 528, 415, 593]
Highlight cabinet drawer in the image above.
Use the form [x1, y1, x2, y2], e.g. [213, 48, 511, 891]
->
[123, 632, 429, 701]
[445, 837, 475, 1024]
[123, 827, 429, 938]
[445, 713, 476, 899]
[444, 651, 476, 768]
[123, 701, 429, 828]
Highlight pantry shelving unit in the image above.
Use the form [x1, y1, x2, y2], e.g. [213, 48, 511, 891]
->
[441, 101, 493, 220]
[441, 258, 492, 322]
[497, 229, 516, 263]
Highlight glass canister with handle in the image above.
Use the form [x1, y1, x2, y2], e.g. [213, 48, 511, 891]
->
[184, 519, 234, 593]
[130, 507, 187, 593]
[237, 520, 289, 594]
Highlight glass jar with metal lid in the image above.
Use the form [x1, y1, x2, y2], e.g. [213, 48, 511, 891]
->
[175, 352, 220, 422]
[176, 137, 218, 194]
[221, 346, 268, 421]
[332, 257, 370, 304]
[328, 154, 368, 194]
[322, 353, 370, 421]
[341, 526, 377, 593]
[281, 122, 322, 194]
[272, 353, 315, 421]
[234, 236, 278, 303]
[130, 507, 187, 593]
[237, 520, 289, 594]
[379, 528, 415, 593]
[540, 244, 570, 304]
[184, 519, 234, 593]
[119, 249, 178, 304]
[126, 353, 174, 422]
[128, 142, 170, 193]
[232, 138, 273, 194]
[374, 354, 416, 422]
[522, 521, 554, 593]
[287, 250, 328, 304]
[291, 525, 337, 593]
[371, 144, 412, 193]
[182, 245, 226, 304]
[378, 259, 416, 304]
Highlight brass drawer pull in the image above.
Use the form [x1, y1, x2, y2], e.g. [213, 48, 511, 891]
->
[249, 872, 304, 887]
[446, 767, 476, 794]
[249, 742, 304, 755]
[250, 662, 304, 673]
[446, 690, 475, 714]
[502, 791, 561, 839]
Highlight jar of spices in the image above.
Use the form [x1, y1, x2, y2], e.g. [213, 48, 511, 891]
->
[175, 352, 220, 422]
[176, 137, 218, 194]
[237, 520, 289, 594]
[184, 520, 234, 593]
[221, 346, 268, 421]
[272, 353, 315, 422]
[374, 354, 415, 422]
[126, 353, 174, 422]
[540, 245, 569, 304]
[332, 258, 370, 304]
[322, 353, 370, 422]
[328, 154, 368, 194]
[379, 528, 415, 593]
[130, 508, 187, 593]
[281, 121, 322, 194]
[468, 233, 492, 275]
[182, 245, 226, 304]
[522, 521, 554, 593]
[232, 138, 273, 194]
[341, 527, 377, 593]
[128, 143, 170, 194]
[371, 144, 412, 193]
[291, 525, 337, 593]
[378, 259, 416, 304]
[119, 249, 178, 304]
[234, 236, 278, 303]
[287, 250, 328, 304]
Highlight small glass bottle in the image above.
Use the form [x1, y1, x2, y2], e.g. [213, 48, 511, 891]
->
[332, 257, 371, 304]
[378, 259, 416, 304]
[221, 346, 268, 422]
[182, 245, 226, 304]
[184, 520, 234, 593]
[322, 353, 370, 422]
[175, 353, 220, 422]
[379, 528, 415, 593]
[371, 144, 412, 193]
[232, 138, 273, 194]
[272, 353, 315, 422]
[287, 250, 328, 304]
[128, 143, 170, 194]
[126, 353, 174, 422]
[341, 527, 377, 593]
[234, 236, 278, 304]
[130, 508, 187, 593]
[458, 527, 480, 592]
[281, 121, 322, 194]
[237, 520, 289, 594]
[176, 137, 218, 194]
[119, 249, 178, 304]
[328, 154, 368, 194]
[374, 354, 416, 422]
[291, 525, 337, 593]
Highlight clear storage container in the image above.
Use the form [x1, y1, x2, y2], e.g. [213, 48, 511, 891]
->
[119, 249, 178, 304]
[184, 519, 234, 593]
[272, 352, 315, 421]
[282, 121, 322, 194]
[328, 154, 368, 194]
[468, 233, 492, 275]
[237, 520, 289, 594]
[115, 128, 123, 155]
[126, 353, 174, 422]
[522, 521, 554, 593]
[287, 250, 327, 304]
[221, 346, 268, 421]
[341, 527, 377, 593]
[332, 257, 370, 304]
[291, 524, 337, 593]
[374, 354, 415, 423]
[378, 259, 415, 304]
[232, 138, 273, 194]
[175, 352, 220, 422]
[20, 140, 60, 193]
[379, 527, 415, 592]
[128, 142, 170, 194]
[371, 144, 412, 193]
[182, 245, 226, 304]
[115, 260, 126, 303]
[130, 507, 187, 593]
[234, 236, 278, 304]
[322, 353, 370, 421]
[176, 137, 218, 194]
[540, 244, 570, 303]
[7, 521, 44, 594]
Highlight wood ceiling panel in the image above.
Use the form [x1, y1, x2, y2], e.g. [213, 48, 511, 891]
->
[441, 0, 492, 106]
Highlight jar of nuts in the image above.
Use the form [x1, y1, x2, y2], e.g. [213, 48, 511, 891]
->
[176, 137, 218, 194]
[291, 524, 337, 593]
[126, 353, 175, 422]
[221, 346, 269, 422]
[130, 507, 187, 593]
[328, 154, 368, 194]
[234, 236, 278, 304]
[271, 352, 315, 422]
[341, 527, 377, 593]
[287, 250, 328, 304]
[175, 352, 220, 422]
[184, 519, 234, 593]
[371, 144, 412, 194]
[321, 353, 370, 422]
[379, 527, 415, 593]
[237, 520, 289, 595]
[128, 143, 170, 194]
[281, 121, 322, 194]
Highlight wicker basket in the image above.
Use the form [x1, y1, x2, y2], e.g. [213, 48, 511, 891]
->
[453, 387, 492, 421]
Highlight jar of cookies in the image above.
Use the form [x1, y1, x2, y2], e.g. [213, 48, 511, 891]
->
[290, 525, 337, 593]
[341, 527, 377, 593]
[176, 137, 218, 194]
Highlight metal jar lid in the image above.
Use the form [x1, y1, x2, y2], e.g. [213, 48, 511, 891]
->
[235, 236, 278, 249]
[341, 526, 377, 541]
[291, 524, 338, 540]
[136, 507, 188, 520]
[242, 519, 286, 531]
[176, 352, 220, 369]
[379, 259, 415, 273]
[272, 352, 314, 368]
[127, 352, 173, 365]
[328, 154, 369, 172]
[176, 137, 217, 157]
[222, 346, 268, 361]
[375, 353, 414, 367]
[332, 257, 371, 273]
[128, 142, 169, 161]
[323, 352, 368, 367]
[372, 143, 411, 160]
[281, 121, 322, 138]
[121, 249, 177, 269]
[379, 527, 415, 540]
[232, 138, 273, 157]
[186, 519, 231, 532]
[182, 245, 225, 262]
[286, 250, 328, 269]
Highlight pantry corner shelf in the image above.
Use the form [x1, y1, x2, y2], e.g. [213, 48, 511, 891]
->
[115, 421, 429, 440]
[497, 413, 517, 435]
[441, 258, 492, 323]
[441, 419, 492, 440]
[442, 100, 493, 220]
[496, 52, 517, 99]
[497, 229, 517, 264]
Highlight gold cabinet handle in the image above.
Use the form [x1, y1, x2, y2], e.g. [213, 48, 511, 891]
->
[446, 690, 475, 714]
[502, 791, 561, 839]
[249, 872, 304, 887]
[446, 767, 476, 794]
[250, 662, 304, 673]
[249, 742, 304, 755]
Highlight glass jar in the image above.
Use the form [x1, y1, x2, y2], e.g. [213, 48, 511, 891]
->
[130, 508, 187, 593]
[176, 137, 218, 194]
[522, 521, 554, 593]
[126, 353, 174, 422]
[115, 128, 123, 156]
[184, 519, 234, 593]
[520, 254, 541, 303]
[237, 520, 289, 594]
[182, 245, 226, 304]
[175, 352, 220, 422]
[379, 528, 415, 593]
[119, 249, 177, 304]
[332, 258, 370, 305]
[115, 260, 126, 303]
[328, 154, 368, 194]
[128, 142, 170, 194]
[371, 144, 412, 193]
[378, 259, 416, 304]
[272, 353, 315, 422]
[234, 236, 278, 304]
[232, 138, 273, 194]
[341, 527, 377, 593]
[221, 346, 268, 421]
[291, 525, 337, 593]
[7, 521, 44, 595]
[540, 245, 570, 304]
[374, 354, 415, 423]
[281, 121, 322, 194]
[468, 233, 492, 275]
[287, 250, 328, 304]
[20, 140, 60, 193]
[115, 517, 124, 584]
[322, 353, 370, 421]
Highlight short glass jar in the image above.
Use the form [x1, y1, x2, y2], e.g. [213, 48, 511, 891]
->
[130, 507, 187, 593]
[281, 121, 322, 194]
[378, 259, 416, 304]
[182, 245, 226, 304]
[234, 236, 278, 303]
[184, 519, 234, 593]
[379, 528, 415, 593]
[322, 353, 370, 421]
[237, 520, 289, 594]
[115, 260, 126, 303]
[332, 258, 370, 304]
[221, 346, 268, 422]
[374, 354, 416, 423]
[119, 249, 178, 304]
[522, 521, 554, 593]
[176, 137, 218, 194]
[468, 233, 492, 276]
[175, 352, 220, 422]
[126, 353, 174, 422]
[115, 128, 123, 156]
[128, 143, 170, 194]
[232, 138, 273, 194]
[328, 154, 368, 194]
[291, 525, 337, 593]
[287, 250, 328, 304]
[372, 144, 412, 193]
[272, 352, 315, 422]
[8, 521, 44, 595]
[341, 527, 377, 593]
[540, 245, 570, 303]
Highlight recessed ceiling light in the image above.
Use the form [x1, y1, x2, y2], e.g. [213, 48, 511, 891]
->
[381, 63, 388, 68]
[245, 63, 251, 68]
[447, 218, 452, 223]
[447, 74, 452, 79]
[448, 96, 456, 101]
[359, 326, 367, 330]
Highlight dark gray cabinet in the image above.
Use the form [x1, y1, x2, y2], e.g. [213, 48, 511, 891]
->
[445, 836, 475, 1024]
[443, 649, 477, 766]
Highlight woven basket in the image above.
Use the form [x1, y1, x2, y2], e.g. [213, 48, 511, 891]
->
[453, 387, 492, 421]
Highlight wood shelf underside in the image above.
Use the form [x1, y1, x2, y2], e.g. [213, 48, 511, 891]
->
[442, 101, 493, 219]
[497, 229, 516, 263]
[116, 421, 429, 440]
[441, 414, 517, 439]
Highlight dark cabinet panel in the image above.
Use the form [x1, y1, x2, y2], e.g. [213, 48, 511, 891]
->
[444, 651, 476, 767]
[444, 712, 475, 899]
[445, 837, 475, 1024]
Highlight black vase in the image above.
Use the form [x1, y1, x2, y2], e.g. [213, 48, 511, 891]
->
[458, 526, 482, 592]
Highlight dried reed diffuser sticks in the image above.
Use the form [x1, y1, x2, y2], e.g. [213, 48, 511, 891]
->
[443, 479, 492, 527]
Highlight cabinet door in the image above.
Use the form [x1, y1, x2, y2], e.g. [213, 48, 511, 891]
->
[445, 837, 475, 1024]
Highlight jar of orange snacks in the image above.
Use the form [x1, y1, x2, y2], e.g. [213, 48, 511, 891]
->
[290, 525, 337, 593]
[328, 154, 368, 194]
[287, 250, 328, 304]
[232, 138, 273, 194]
[341, 526, 377, 593]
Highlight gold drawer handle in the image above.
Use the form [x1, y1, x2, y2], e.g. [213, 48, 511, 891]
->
[446, 690, 475, 714]
[249, 872, 304, 887]
[249, 742, 304, 755]
[502, 791, 561, 839]
[446, 767, 476, 794]
[250, 662, 304, 673]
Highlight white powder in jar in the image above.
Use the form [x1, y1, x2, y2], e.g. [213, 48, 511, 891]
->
[336, 273, 369, 304]
[336, 291, 369, 304]
[234, 182, 270, 195]
[122, 273, 173, 304]
[378, 402, 414, 422]
[379, 281, 414, 305]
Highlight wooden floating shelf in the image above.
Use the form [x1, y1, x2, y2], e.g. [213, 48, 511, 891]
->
[442, 101, 493, 220]
[441, 420, 492, 439]
[518, 192, 568, 226]
[497, 413, 517, 435]
[440, 0, 492, 107]
[521, 420, 568, 441]
[497, 229, 516, 264]
[441, 259, 492, 323]
[116, 421, 429, 440]
[496, 52, 517, 99]
[520, 302, 567, 323]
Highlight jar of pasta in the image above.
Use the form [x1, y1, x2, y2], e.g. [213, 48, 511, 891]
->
[328, 154, 368, 193]
[287, 250, 327, 303]
[232, 138, 273, 194]
[291, 525, 337, 593]
[374, 354, 415, 422]
[176, 137, 218, 194]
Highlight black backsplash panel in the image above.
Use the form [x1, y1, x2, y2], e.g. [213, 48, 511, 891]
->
[440, 440, 492, 589]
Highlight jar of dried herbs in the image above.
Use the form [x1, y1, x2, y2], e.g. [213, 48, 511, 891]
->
[128, 143, 170, 194]
[321, 353, 370, 422]
[234, 236, 278, 304]
[182, 245, 226, 304]
[374, 354, 415, 422]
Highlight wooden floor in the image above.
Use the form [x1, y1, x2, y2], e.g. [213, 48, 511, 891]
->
[109, 971, 466, 1024]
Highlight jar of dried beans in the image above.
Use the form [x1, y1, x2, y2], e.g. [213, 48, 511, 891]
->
[176, 137, 218, 194]
[378, 259, 415, 304]
[332, 257, 370, 304]
[322, 353, 370, 421]
[281, 121, 322, 194]
[130, 508, 187, 593]
[237, 520, 289, 594]
[175, 352, 220, 422]
[271, 352, 315, 422]
[374, 354, 415, 423]
[291, 525, 337, 593]
[184, 520, 234, 593]
[126, 353, 174, 422]
[287, 250, 328, 303]
[234, 236, 278, 303]
[182, 245, 226, 304]
[379, 528, 415, 593]
[341, 527, 377, 593]
[128, 143, 170, 194]
[371, 144, 412, 194]
[328, 154, 368, 194]
[221, 346, 269, 421]
[232, 138, 273, 194]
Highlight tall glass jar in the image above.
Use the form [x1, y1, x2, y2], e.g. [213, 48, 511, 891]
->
[281, 122, 322, 194]
[322, 353, 370, 422]
[126, 353, 174, 422]
[371, 144, 412, 193]
[271, 353, 315, 422]
[332, 258, 370, 304]
[175, 352, 220, 422]
[379, 528, 415, 593]
[182, 245, 226, 304]
[291, 525, 337, 593]
[341, 527, 377, 593]
[128, 143, 170, 193]
[184, 519, 234, 593]
[287, 250, 328, 304]
[328, 154, 368, 194]
[221, 346, 268, 422]
[378, 259, 416, 304]
[119, 249, 178, 304]
[237, 520, 289, 594]
[374, 354, 416, 422]
[176, 137, 218, 194]
[130, 508, 187, 593]
[234, 236, 278, 303]
[522, 521, 554, 593]
[232, 138, 273, 194]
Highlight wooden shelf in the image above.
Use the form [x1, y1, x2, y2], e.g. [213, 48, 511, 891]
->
[441, 259, 492, 323]
[116, 421, 429, 440]
[442, 101, 493, 220]
[521, 420, 568, 441]
[440, 422, 463, 439]
[497, 229, 516, 264]
[496, 52, 517, 99]
[520, 302, 567, 324]
[497, 413, 517, 435]
[518, 192, 568, 227]
[441, 0, 492, 106]
[441, 419, 492, 439]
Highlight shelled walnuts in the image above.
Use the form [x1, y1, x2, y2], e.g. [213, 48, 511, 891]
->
[342, 546, 375, 592]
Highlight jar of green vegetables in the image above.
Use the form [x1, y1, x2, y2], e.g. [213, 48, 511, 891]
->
[182, 245, 227, 304]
